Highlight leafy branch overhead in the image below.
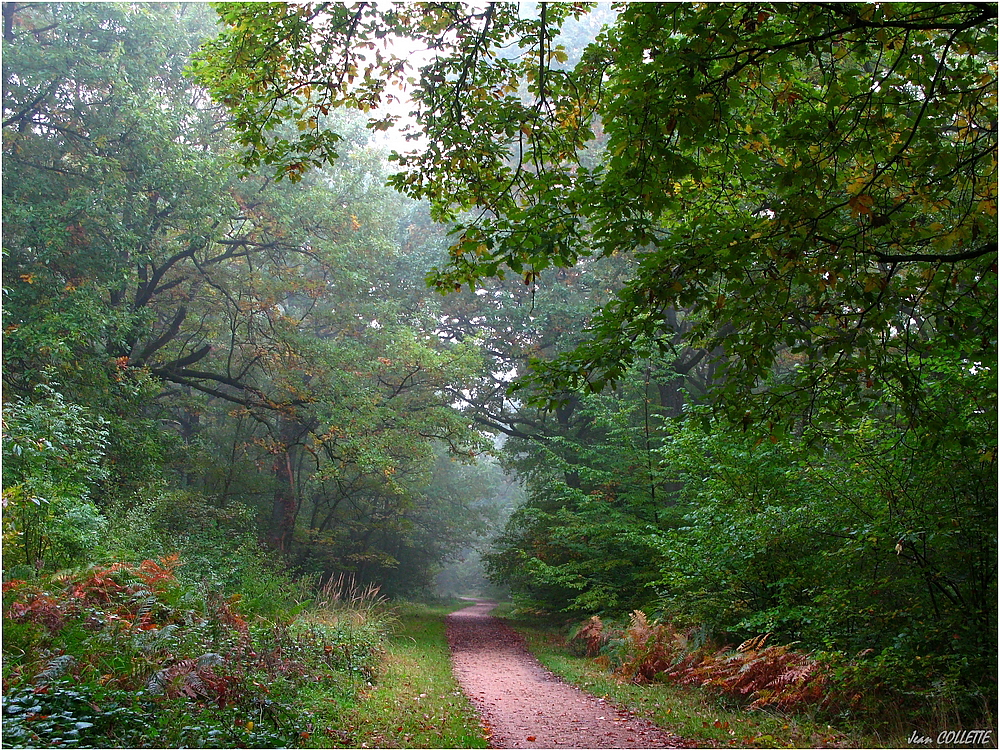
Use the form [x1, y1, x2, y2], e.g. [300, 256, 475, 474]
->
[193, 2, 997, 429]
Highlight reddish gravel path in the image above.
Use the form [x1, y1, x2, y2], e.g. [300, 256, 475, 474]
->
[446, 600, 694, 749]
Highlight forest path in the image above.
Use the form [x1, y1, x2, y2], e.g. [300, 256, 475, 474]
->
[446, 600, 693, 749]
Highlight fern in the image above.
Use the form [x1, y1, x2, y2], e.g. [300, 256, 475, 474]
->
[674, 641, 827, 711]
[197, 652, 224, 669]
[35, 654, 76, 683]
[130, 591, 158, 625]
[584, 611, 830, 713]
[136, 554, 182, 591]
[572, 615, 606, 657]
[614, 611, 692, 682]
[737, 632, 771, 652]
[147, 658, 197, 698]
[132, 622, 180, 656]
[147, 666, 171, 695]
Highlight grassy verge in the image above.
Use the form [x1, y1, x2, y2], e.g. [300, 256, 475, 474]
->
[317, 601, 488, 749]
[507, 616, 878, 749]
[3, 559, 485, 749]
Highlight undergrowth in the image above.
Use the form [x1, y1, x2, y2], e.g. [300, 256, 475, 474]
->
[577, 612, 827, 713]
[2, 558, 391, 748]
[569, 611, 995, 738]
[507, 607, 995, 748]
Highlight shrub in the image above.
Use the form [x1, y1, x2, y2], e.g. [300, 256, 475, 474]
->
[576, 612, 828, 713]
[2, 388, 110, 572]
[2, 558, 394, 748]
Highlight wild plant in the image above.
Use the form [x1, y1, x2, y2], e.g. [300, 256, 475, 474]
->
[3, 557, 394, 748]
[579, 612, 828, 713]
[571, 615, 607, 657]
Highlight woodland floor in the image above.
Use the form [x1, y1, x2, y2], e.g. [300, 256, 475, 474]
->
[446, 600, 696, 749]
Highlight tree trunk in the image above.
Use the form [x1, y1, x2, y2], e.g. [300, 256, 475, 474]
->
[267, 414, 301, 552]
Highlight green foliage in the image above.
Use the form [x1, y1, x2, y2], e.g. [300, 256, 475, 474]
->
[2, 387, 110, 571]
[2, 681, 160, 749]
[516, 2, 998, 427]
[486, 364, 688, 614]
[2, 557, 393, 749]
[645, 393, 995, 720]
[94, 487, 318, 624]
[193, 2, 997, 429]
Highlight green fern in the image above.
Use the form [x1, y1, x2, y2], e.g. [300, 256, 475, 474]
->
[35, 654, 76, 683]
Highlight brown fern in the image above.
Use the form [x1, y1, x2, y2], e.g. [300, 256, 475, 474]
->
[616, 611, 692, 683]
[146, 656, 233, 705]
[136, 554, 182, 591]
[675, 641, 826, 712]
[574, 615, 606, 657]
[736, 632, 771, 652]
[581, 613, 832, 714]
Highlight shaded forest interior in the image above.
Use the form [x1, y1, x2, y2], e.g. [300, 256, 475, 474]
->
[3, 2, 996, 745]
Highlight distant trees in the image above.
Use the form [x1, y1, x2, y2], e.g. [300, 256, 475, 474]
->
[3, 2, 498, 592]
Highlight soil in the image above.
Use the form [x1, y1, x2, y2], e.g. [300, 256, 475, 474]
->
[446, 600, 695, 749]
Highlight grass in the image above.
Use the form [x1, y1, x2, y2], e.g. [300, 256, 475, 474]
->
[505, 615, 878, 749]
[310, 600, 488, 749]
[3, 562, 485, 749]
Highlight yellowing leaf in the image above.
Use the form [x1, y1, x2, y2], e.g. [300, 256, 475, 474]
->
[846, 177, 868, 195]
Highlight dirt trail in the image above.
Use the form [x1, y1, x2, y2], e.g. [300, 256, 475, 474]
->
[446, 600, 692, 749]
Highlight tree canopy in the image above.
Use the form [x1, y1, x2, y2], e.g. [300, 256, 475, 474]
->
[193, 1, 997, 433]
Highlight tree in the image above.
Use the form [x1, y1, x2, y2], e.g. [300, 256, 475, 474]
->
[189, 3, 998, 718]
[2, 2, 229, 504]
[3, 3, 383, 415]
[486, 364, 688, 614]
[3, 2, 494, 590]
[193, 2, 997, 432]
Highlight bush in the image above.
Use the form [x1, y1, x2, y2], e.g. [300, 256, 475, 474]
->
[97, 489, 306, 622]
[2, 388, 110, 571]
[2, 557, 393, 748]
